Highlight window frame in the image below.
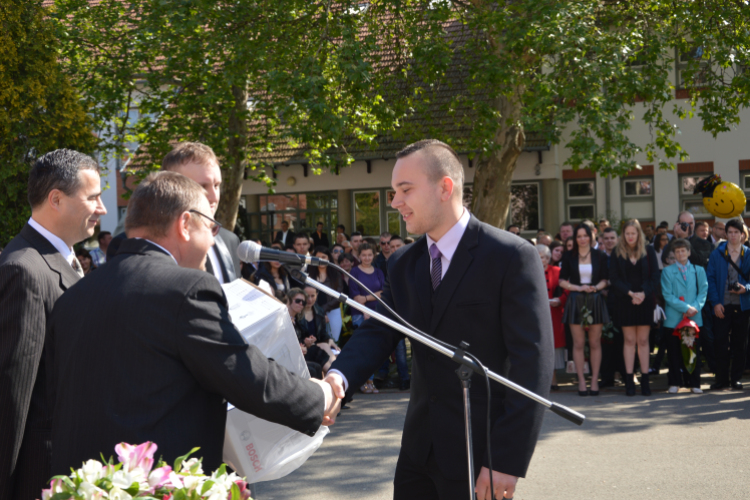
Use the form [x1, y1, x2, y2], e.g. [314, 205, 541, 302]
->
[620, 176, 655, 221]
[564, 179, 597, 223]
[678, 174, 712, 219]
[506, 181, 543, 233]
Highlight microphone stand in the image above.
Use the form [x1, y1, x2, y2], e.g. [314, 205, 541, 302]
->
[289, 268, 585, 500]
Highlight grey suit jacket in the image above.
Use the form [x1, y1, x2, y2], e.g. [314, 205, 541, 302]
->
[0, 224, 80, 500]
[213, 227, 241, 282]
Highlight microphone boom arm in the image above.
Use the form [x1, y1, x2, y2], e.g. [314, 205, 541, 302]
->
[289, 268, 585, 426]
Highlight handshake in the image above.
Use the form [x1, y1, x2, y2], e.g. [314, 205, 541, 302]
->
[309, 373, 347, 426]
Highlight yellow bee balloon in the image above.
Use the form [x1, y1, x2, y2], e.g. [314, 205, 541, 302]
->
[694, 175, 746, 218]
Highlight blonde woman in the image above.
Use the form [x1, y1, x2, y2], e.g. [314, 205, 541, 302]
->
[608, 219, 660, 396]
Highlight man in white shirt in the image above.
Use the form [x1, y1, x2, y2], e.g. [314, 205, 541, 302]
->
[0, 149, 106, 500]
[711, 221, 726, 247]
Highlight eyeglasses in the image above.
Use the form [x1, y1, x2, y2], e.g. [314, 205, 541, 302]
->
[331, 249, 343, 254]
[380, 240, 390, 245]
[189, 209, 222, 236]
[293, 298, 305, 305]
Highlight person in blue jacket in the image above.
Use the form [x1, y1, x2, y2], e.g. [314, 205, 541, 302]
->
[661, 238, 708, 393]
[706, 218, 750, 390]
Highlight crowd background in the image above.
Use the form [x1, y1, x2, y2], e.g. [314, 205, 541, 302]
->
[521, 213, 750, 396]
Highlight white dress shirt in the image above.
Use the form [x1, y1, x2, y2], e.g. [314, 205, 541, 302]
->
[28, 217, 75, 265]
[331, 208, 471, 390]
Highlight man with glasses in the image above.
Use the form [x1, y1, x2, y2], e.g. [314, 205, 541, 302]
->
[49, 172, 339, 476]
[374, 231, 392, 277]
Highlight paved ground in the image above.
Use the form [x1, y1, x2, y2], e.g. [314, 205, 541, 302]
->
[251, 372, 750, 500]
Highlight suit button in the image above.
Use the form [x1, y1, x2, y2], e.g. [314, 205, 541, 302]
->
[430, 395, 437, 403]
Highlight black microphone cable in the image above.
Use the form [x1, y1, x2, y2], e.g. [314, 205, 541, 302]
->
[305, 260, 500, 500]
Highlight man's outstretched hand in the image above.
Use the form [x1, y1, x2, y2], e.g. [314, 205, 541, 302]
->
[475, 467, 517, 500]
[309, 377, 342, 426]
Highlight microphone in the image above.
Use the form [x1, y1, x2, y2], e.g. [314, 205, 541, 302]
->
[237, 240, 322, 266]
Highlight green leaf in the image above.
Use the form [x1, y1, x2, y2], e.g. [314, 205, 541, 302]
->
[173, 447, 200, 472]
[231, 483, 242, 500]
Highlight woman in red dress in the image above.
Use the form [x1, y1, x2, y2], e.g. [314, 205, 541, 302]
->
[537, 244, 568, 390]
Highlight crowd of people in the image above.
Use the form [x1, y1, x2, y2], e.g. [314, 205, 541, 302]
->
[531, 214, 750, 396]
[240, 225, 415, 394]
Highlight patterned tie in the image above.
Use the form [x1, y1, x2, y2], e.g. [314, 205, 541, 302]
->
[71, 256, 85, 278]
[430, 243, 442, 290]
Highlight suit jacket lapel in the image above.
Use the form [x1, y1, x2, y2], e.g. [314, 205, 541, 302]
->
[21, 224, 80, 290]
[213, 234, 236, 282]
[429, 217, 479, 333]
[413, 239, 433, 328]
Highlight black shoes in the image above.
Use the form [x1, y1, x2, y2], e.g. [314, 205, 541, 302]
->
[578, 390, 589, 397]
[625, 373, 636, 396]
[399, 380, 411, 391]
[588, 389, 599, 396]
[551, 384, 560, 391]
[731, 381, 743, 390]
[710, 381, 729, 390]
[641, 374, 652, 396]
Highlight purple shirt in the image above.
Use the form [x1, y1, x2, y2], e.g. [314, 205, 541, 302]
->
[348, 266, 385, 316]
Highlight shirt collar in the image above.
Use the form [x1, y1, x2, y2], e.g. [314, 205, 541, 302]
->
[425, 208, 470, 262]
[138, 238, 179, 265]
[28, 217, 75, 264]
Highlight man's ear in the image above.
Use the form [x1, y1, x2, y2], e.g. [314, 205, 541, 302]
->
[440, 176, 455, 202]
[176, 212, 192, 242]
[47, 189, 63, 212]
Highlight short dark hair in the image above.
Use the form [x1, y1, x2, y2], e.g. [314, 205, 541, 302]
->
[695, 220, 709, 229]
[293, 232, 309, 243]
[28, 149, 100, 208]
[603, 227, 617, 235]
[670, 238, 692, 253]
[316, 221, 323, 226]
[396, 139, 464, 199]
[281, 220, 289, 226]
[359, 242, 375, 254]
[658, 221, 669, 228]
[162, 142, 218, 171]
[507, 224, 520, 231]
[560, 221, 574, 230]
[389, 235, 403, 244]
[725, 218, 745, 235]
[351, 231, 362, 238]
[337, 224, 346, 231]
[338, 252, 357, 265]
[97, 231, 111, 242]
[380, 231, 392, 238]
[125, 171, 206, 237]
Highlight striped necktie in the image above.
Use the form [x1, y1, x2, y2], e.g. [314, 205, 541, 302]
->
[430, 243, 442, 290]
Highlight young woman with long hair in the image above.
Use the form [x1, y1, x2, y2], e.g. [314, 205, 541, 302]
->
[608, 219, 660, 396]
[559, 223, 610, 396]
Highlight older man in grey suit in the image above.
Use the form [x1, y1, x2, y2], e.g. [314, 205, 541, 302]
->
[0, 149, 106, 500]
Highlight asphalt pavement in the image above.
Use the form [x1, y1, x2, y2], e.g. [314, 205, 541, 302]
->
[251, 374, 750, 500]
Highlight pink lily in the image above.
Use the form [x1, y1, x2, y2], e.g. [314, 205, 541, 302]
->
[115, 441, 158, 474]
[233, 480, 252, 500]
[148, 465, 173, 488]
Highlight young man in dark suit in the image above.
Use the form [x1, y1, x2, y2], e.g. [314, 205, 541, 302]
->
[49, 172, 339, 474]
[274, 220, 295, 249]
[0, 149, 106, 500]
[325, 140, 554, 500]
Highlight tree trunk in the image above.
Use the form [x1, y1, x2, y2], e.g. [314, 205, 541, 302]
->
[470, 93, 525, 228]
[216, 84, 249, 232]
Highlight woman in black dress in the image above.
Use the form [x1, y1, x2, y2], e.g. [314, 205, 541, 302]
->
[609, 219, 660, 396]
[559, 224, 610, 396]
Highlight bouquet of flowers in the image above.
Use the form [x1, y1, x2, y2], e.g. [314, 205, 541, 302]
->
[673, 316, 700, 374]
[40, 442, 253, 500]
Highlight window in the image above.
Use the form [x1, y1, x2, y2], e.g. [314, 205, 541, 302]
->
[239, 191, 338, 243]
[677, 46, 710, 90]
[352, 188, 405, 238]
[742, 174, 750, 214]
[509, 182, 541, 231]
[621, 178, 654, 221]
[565, 179, 596, 222]
[679, 174, 711, 218]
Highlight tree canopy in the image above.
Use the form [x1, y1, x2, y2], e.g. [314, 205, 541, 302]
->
[0, 0, 96, 245]
[53, 0, 750, 229]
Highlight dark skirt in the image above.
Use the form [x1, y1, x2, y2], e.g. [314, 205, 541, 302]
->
[610, 294, 655, 327]
[563, 291, 610, 325]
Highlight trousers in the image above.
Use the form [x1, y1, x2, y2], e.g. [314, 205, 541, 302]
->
[713, 305, 750, 384]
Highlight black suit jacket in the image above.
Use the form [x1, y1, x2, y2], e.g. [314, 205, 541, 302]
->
[559, 248, 610, 286]
[311, 231, 329, 249]
[608, 246, 660, 299]
[0, 224, 80, 500]
[274, 230, 295, 248]
[49, 238, 324, 474]
[331, 215, 554, 480]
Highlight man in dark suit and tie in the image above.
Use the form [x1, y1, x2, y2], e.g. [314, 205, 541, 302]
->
[311, 222, 330, 248]
[49, 172, 338, 474]
[274, 220, 295, 249]
[325, 140, 554, 500]
[0, 149, 106, 500]
[107, 142, 241, 282]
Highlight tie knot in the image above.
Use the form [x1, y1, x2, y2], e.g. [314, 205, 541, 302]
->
[429, 243, 441, 260]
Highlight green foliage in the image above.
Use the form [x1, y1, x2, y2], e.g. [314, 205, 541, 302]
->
[51, 0, 750, 214]
[0, 0, 96, 246]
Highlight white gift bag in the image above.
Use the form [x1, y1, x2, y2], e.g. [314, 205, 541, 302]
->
[221, 279, 329, 483]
